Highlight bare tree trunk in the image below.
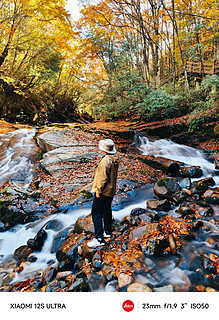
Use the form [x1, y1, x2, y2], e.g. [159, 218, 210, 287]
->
[161, 0, 189, 90]
[172, 0, 176, 90]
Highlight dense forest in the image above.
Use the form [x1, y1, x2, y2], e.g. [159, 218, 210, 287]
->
[0, 0, 218, 128]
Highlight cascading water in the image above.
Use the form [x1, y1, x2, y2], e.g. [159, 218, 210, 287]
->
[137, 134, 219, 186]
[0, 128, 38, 190]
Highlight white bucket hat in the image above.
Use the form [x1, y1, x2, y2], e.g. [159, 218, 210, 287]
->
[99, 139, 116, 154]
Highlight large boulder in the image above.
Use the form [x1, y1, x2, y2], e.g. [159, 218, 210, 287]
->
[140, 232, 169, 255]
[118, 272, 133, 288]
[56, 233, 86, 262]
[14, 245, 32, 260]
[74, 214, 95, 235]
[179, 166, 202, 178]
[127, 283, 153, 292]
[167, 268, 191, 292]
[40, 146, 97, 174]
[37, 129, 95, 152]
[202, 188, 219, 205]
[154, 178, 181, 200]
[41, 266, 57, 285]
[130, 207, 147, 217]
[129, 224, 158, 241]
[146, 199, 171, 211]
[27, 228, 47, 252]
[191, 177, 215, 195]
[51, 226, 73, 253]
[176, 205, 194, 217]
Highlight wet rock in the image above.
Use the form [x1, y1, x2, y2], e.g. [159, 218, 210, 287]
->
[87, 273, 106, 291]
[191, 220, 204, 231]
[2, 273, 16, 286]
[202, 254, 219, 274]
[191, 177, 215, 195]
[118, 272, 133, 288]
[27, 228, 47, 251]
[138, 213, 153, 223]
[104, 280, 118, 292]
[14, 245, 32, 260]
[191, 203, 214, 217]
[0, 198, 34, 231]
[45, 220, 63, 231]
[68, 278, 89, 292]
[206, 235, 219, 247]
[0, 221, 8, 232]
[172, 190, 190, 205]
[27, 239, 38, 251]
[56, 271, 73, 281]
[57, 259, 74, 272]
[28, 254, 38, 263]
[129, 224, 158, 241]
[42, 279, 62, 292]
[168, 268, 191, 292]
[154, 178, 180, 200]
[179, 178, 191, 190]
[203, 188, 219, 205]
[127, 282, 152, 292]
[80, 242, 98, 261]
[176, 204, 194, 217]
[41, 266, 57, 285]
[168, 235, 177, 254]
[140, 232, 169, 255]
[51, 226, 73, 253]
[92, 251, 103, 271]
[21, 198, 56, 219]
[146, 199, 171, 211]
[144, 257, 156, 269]
[179, 166, 202, 178]
[74, 214, 94, 235]
[154, 285, 174, 292]
[130, 207, 147, 217]
[102, 264, 115, 281]
[120, 215, 136, 226]
[117, 178, 138, 192]
[56, 233, 86, 263]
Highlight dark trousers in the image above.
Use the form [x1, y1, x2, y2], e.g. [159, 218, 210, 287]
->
[91, 193, 113, 240]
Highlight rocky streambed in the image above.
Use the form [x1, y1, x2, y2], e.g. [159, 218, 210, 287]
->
[0, 121, 218, 292]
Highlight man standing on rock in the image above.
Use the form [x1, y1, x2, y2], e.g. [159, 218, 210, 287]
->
[87, 139, 119, 248]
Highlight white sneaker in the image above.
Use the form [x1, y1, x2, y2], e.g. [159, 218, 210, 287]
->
[87, 238, 105, 248]
[103, 232, 112, 238]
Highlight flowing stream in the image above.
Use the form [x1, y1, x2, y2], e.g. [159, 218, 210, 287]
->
[0, 128, 37, 189]
[137, 135, 219, 186]
[0, 129, 218, 290]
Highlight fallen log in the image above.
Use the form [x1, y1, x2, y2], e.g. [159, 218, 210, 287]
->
[137, 155, 181, 177]
[138, 155, 203, 178]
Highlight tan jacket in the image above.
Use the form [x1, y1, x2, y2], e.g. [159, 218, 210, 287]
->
[91, 154, 119, 197]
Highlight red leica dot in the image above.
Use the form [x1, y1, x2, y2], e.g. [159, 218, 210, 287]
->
[122, 300, 134, 312]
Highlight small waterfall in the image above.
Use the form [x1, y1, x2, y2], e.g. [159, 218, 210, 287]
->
[136, 134, 219, 185]
[0, 128, 37, 189]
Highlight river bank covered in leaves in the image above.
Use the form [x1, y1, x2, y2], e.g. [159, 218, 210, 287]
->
[0, 120, 218, 292]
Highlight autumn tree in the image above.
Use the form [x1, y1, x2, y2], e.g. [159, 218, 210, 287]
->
[0, 0, 89, 123]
